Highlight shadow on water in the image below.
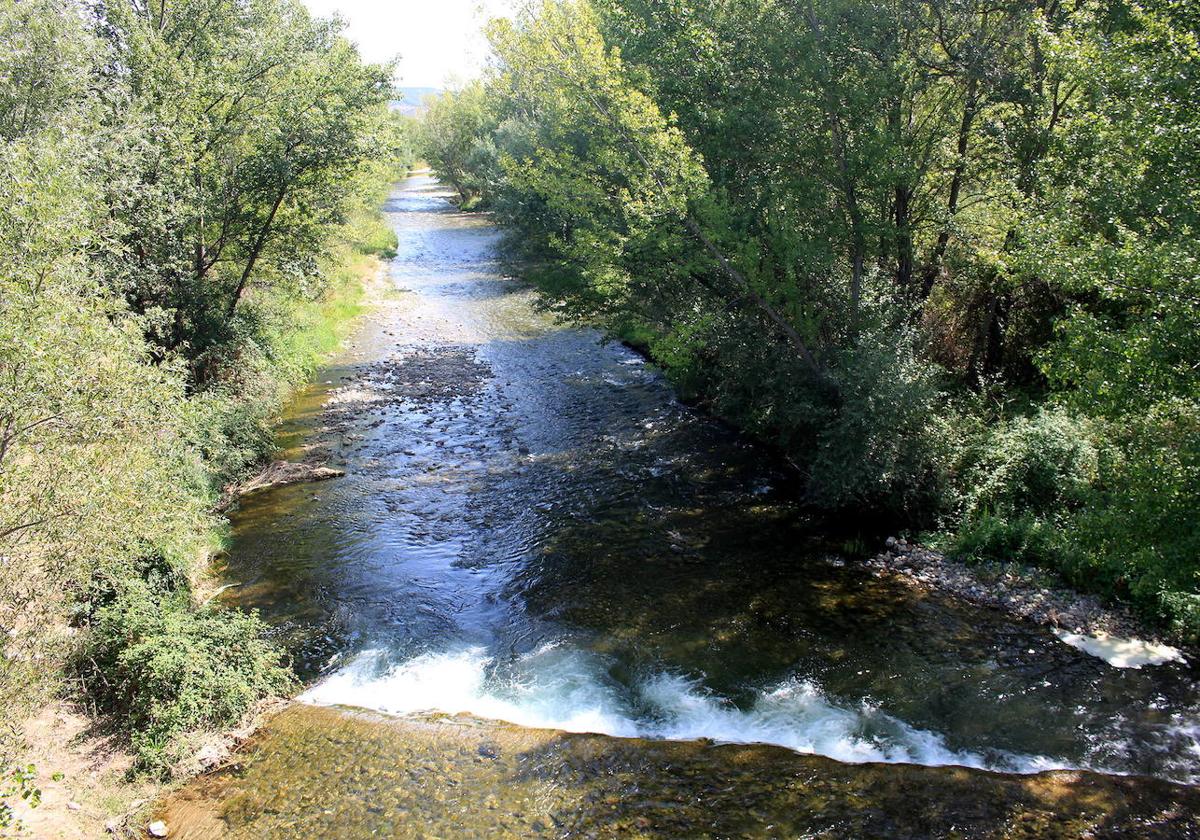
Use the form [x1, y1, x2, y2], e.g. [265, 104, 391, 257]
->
[161, 174, 1200, 837]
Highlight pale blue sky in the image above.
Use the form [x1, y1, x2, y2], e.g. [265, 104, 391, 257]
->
[301, 0, 518, 87]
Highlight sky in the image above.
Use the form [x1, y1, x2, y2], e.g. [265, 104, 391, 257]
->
[300, 0, 518, 89]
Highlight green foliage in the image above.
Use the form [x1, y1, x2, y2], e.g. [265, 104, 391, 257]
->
[954, 410, 1100, 525]
[80, 581, 294, 775]
[418, 82, 498, 205]
[89, 0, 396, 374]
[421, 0, 1200, 634]
[944, 410, 1096, 569]
[952, 511, 1069, 571]
[1068, 401, 1200, 638]
[0, 765, 39, 831]
[943, 402, 1200, 640]
[809, 323, 949, 516]
[0, 0, 407, 775]
[1028, 0, 1200, 419]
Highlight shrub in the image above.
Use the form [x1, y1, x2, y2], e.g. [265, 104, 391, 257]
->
[952, 510, 1070, 568]
[80, 581, 294, 775]
[954, 408, 1099, 525]
[942, 401, 1200, 641]
[807, 322, 950, 517]
[182, 382, 278, 488]
[0, 764, 40, 831]
[1066, 400, 1200, 639]
[941, 408, 1097, 577]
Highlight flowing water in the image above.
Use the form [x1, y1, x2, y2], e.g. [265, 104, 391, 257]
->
[159, 175, 1200, 838]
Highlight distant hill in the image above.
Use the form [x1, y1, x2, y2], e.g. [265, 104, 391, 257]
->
[390, 86, 440, 117]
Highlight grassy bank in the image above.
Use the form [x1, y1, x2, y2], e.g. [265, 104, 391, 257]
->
[0, 0, 418, 830]
[1, 169, 405, 833]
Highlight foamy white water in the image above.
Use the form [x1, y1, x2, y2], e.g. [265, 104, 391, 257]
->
[301, 644, 1070, 774]
[304, 645, 639, 737]
[1053, 628, 1188, 669]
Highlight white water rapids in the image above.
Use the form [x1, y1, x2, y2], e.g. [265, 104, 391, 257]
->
[302, 644, 1074, 774]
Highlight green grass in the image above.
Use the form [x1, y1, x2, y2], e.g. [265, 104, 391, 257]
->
[270, 195, 398, 383]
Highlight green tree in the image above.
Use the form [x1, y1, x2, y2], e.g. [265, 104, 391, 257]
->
[426, 0, 1200, 630]
[94, 0, 393, 377]
[419, 82, 498, 204]
[1, 0, 397, 770]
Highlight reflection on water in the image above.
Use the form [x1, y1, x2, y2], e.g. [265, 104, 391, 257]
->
[165, 174, 1200, 836]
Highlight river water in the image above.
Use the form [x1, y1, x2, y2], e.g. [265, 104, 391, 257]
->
[159, 175, 1200, 837]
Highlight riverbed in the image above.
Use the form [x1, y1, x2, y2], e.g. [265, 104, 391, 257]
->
[157, 175, 1200, 837]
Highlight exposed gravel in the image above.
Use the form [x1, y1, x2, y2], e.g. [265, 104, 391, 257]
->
[866, 537, 1160, 642]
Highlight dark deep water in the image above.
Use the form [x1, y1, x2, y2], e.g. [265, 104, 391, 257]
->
[158, 175, 1200, 838]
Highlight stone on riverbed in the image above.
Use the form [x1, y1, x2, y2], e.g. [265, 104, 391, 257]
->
[152, 704, 1200, 838]
[866, 541, 1180, 652]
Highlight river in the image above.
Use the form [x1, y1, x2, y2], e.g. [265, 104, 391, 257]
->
[158, 174, 1200, 838]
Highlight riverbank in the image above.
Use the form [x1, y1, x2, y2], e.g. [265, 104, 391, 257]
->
[619, 328, 1189, 658]
[1, 180, 408, 837]
[867, 538, 1192, 663]
[7, 698, 290, 839]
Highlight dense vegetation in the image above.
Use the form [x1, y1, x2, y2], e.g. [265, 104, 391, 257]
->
[420, 0, 1200, 638]
[0, 0, 410, 781]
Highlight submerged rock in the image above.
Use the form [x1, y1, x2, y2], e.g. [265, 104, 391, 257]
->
[152, 704, 1200, 839]
[477, 742, 500, 760]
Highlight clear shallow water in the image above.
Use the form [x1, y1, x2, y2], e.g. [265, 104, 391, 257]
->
[216, 175, 1200, 787]
[158, 704, 1200, 840]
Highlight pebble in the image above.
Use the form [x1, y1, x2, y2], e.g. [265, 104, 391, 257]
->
[477, 743, 500, 760]
[869, 538, 1157, 643]
[147, 820, 169, 837]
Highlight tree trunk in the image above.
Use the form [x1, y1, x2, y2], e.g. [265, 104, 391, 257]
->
[922, 79, 977, 299]
[894, 183, 914, 295]
[226, 184, 287, 321]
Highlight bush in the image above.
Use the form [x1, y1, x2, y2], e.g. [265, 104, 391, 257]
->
[953, 408, 1099, 525]
[182, 382, 279, 488]
[0, 764, 40, 831]
[80, 581, 294, 775]
[942, 408, 1096, 576]
[1066, 400, 1200, 639]
[807, 322, 950, 517]
[614, 310, 951, 520]
[942, 402, 1200, 641]
[952, 510, 1070, 568]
